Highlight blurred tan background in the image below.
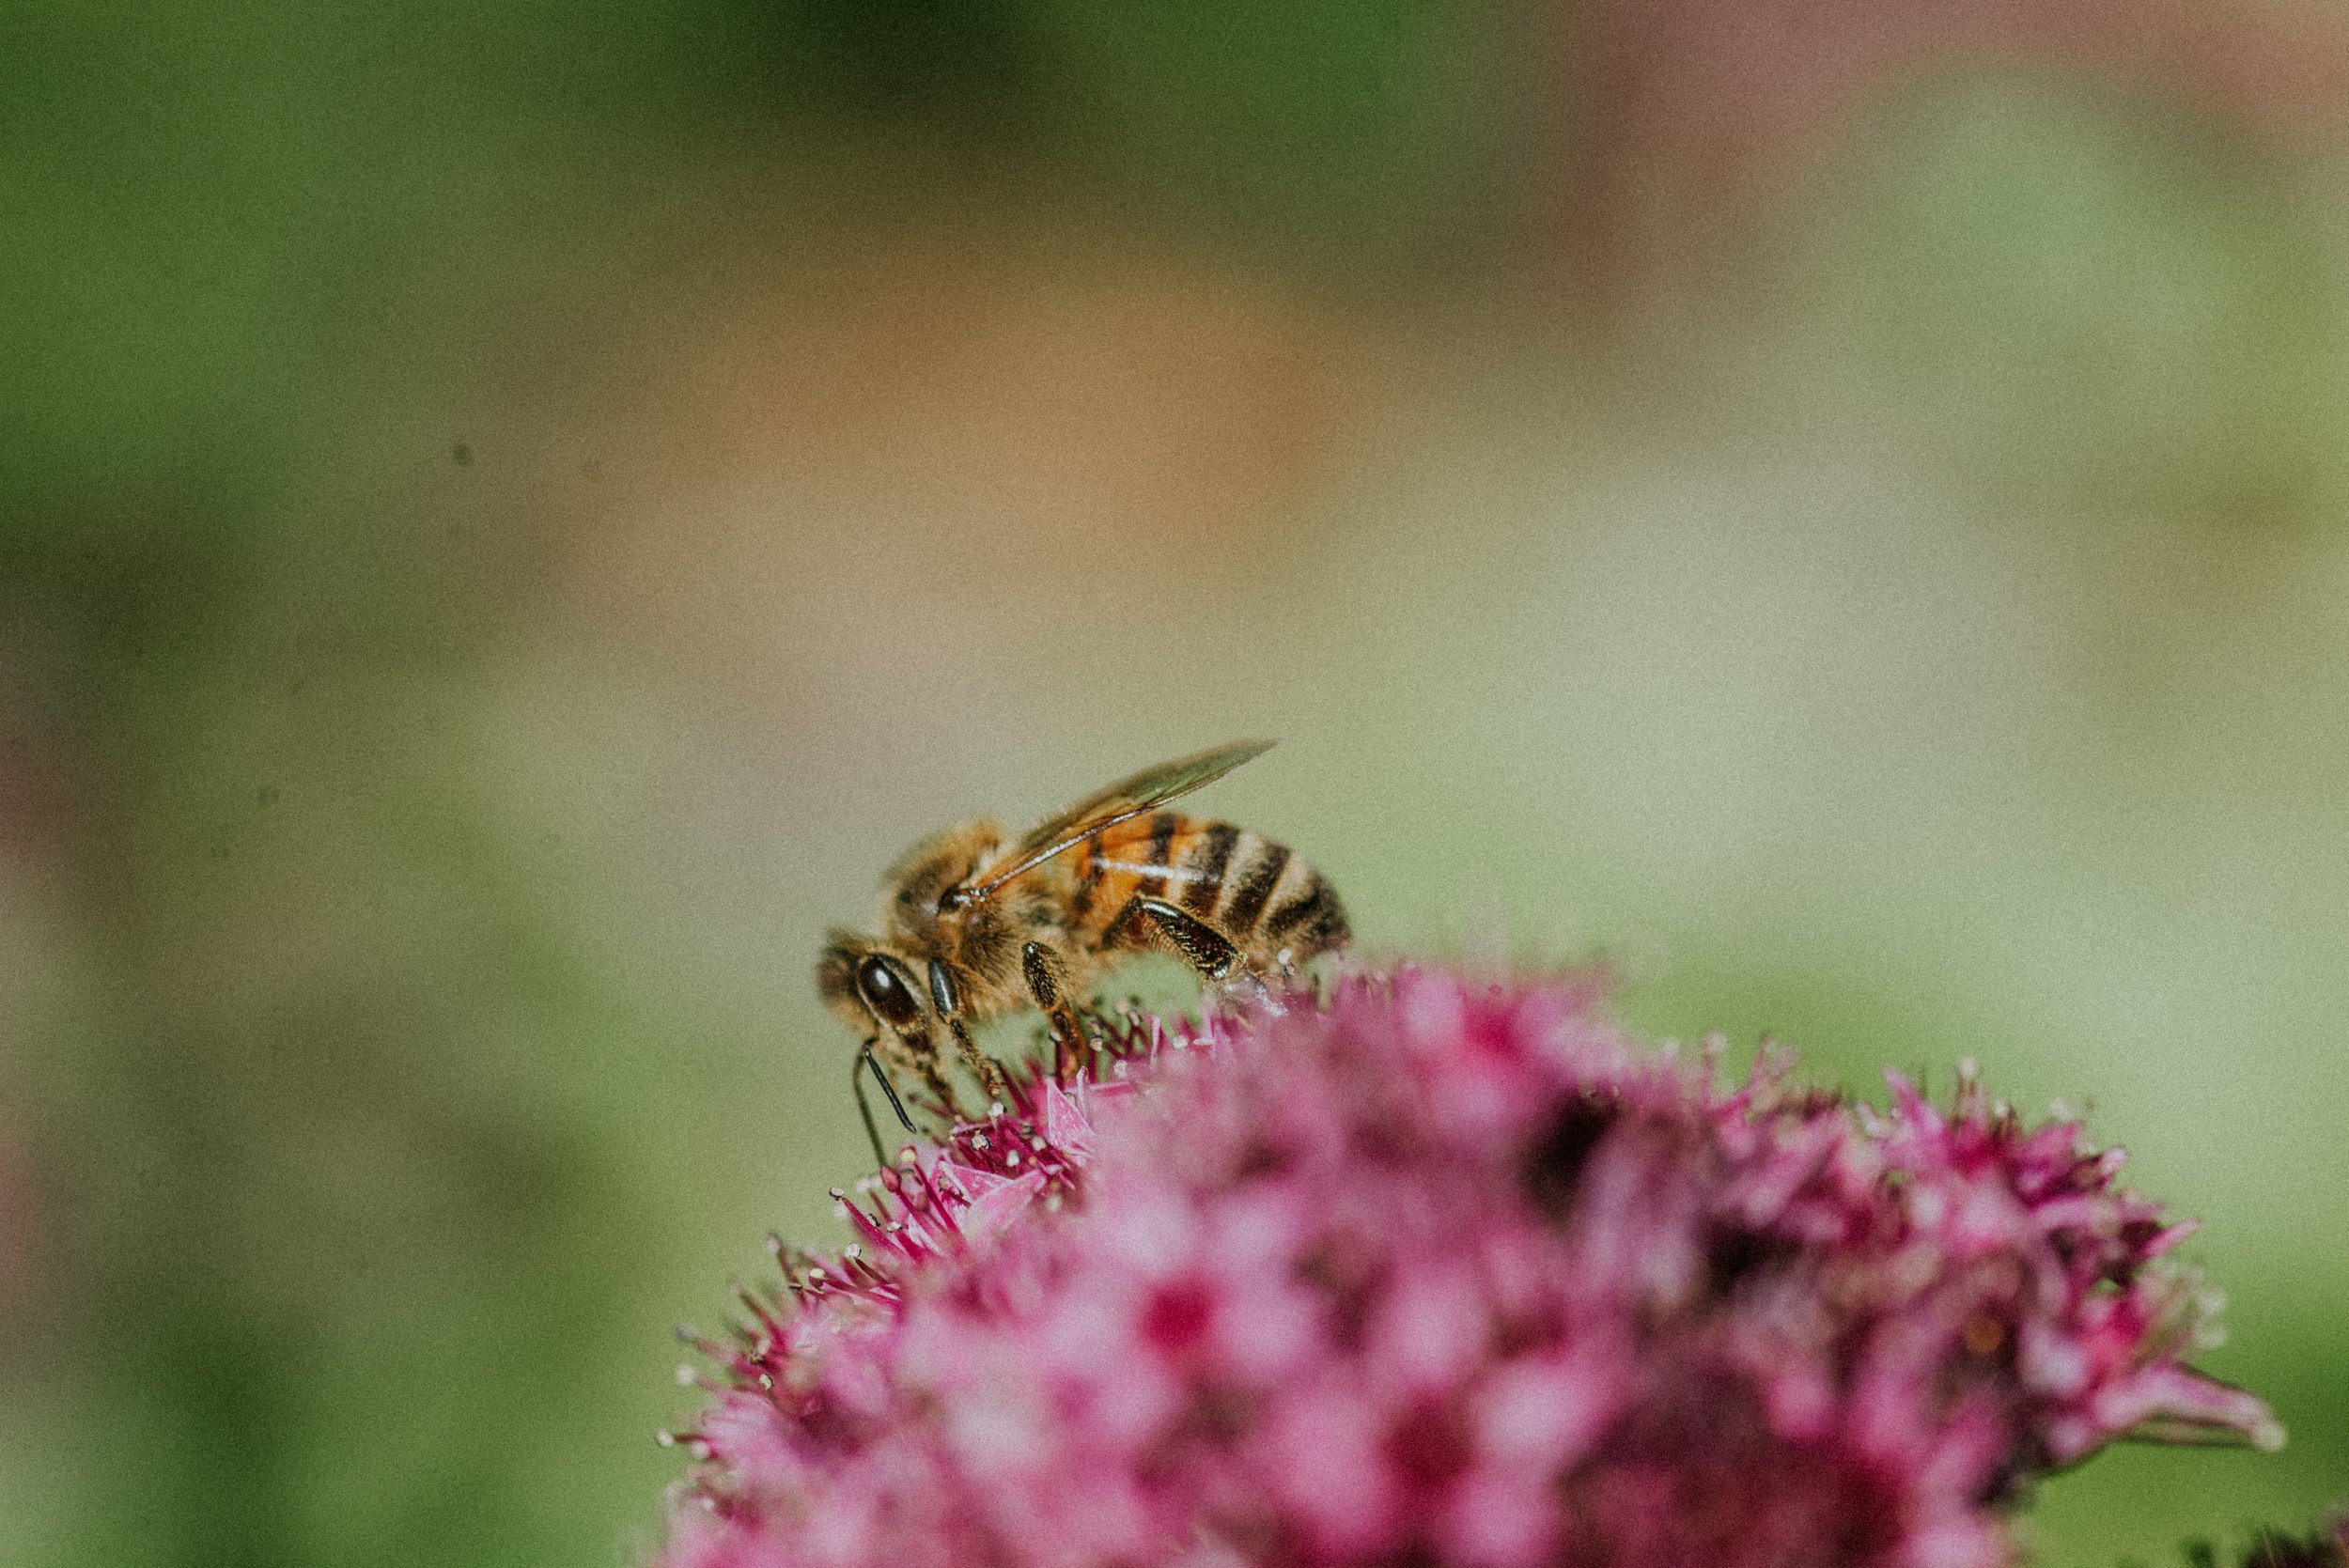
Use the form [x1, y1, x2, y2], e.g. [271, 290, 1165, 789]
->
[3, 3, 2345, 1563]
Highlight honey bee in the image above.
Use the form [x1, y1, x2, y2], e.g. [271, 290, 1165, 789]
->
[819, 739, 1349, 1160]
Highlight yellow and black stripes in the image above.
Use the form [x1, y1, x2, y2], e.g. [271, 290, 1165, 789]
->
[1074, 814, 1347, 972]
[1263, 872, 1346, 953]
[1182, 822, 1239, 917]
[1220, 839, 1289, 934]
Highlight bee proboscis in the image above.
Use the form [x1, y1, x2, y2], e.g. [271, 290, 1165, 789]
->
[818, 740, 1349, 1160]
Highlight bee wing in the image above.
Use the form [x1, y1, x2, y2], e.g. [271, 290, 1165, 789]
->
[958, 738, 1275, 905]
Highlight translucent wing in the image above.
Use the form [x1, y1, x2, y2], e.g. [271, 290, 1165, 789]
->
[956, 739, 1275, 907]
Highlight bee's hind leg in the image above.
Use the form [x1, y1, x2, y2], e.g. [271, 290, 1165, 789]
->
[1113, 894, 1243, 980]
[1109, 893, 1283, 1014]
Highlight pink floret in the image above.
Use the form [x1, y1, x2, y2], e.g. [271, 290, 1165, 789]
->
[655, 968, 2275, 1568]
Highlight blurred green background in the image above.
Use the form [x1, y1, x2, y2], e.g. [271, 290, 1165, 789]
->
[4, 2, 2345, 1564]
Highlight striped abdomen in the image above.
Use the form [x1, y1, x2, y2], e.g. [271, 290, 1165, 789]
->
[1069, 813, 1349, 970]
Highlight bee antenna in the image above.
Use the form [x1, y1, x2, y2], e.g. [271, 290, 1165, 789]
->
[852, 1046, 916, 1168]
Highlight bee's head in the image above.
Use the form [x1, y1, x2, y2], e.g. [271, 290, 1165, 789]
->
[817, 934, 929, 1037]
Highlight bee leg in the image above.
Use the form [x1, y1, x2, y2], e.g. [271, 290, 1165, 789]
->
[1022, 940, 1089, 1079]
[853, 1043, 915, 1169]
[1116, 894, 1243, 982]
[924, 955, 1010, 1110]
[885, 1023, 966, 1122]
[1115, 894, 1286, 1014]
[944, 1016, 1011, 1110]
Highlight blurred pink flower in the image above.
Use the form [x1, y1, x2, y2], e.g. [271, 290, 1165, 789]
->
[656, 968, 2277, 1568]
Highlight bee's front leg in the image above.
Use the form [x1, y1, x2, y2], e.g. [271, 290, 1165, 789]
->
[882, 1023, 965, 1121]
[926, 956, 1012, 1110]
[943, 1018, 1011, 1110]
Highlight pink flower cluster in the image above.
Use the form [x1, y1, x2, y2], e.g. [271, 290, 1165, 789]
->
[657, 969, 2277, 1568]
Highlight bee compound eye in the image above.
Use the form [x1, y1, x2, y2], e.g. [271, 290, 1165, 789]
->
[854, 955, 924, 1031]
